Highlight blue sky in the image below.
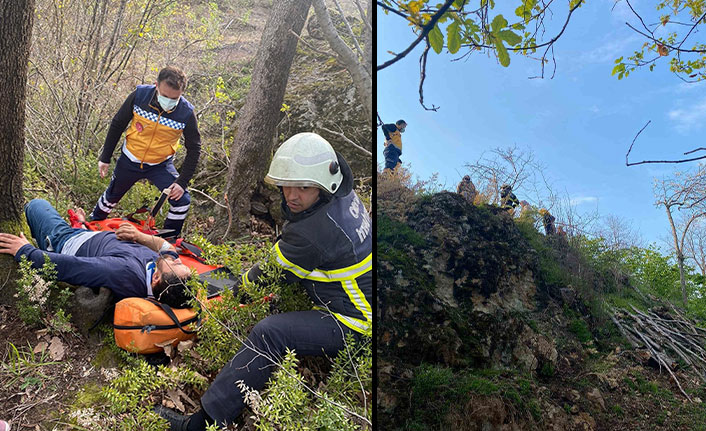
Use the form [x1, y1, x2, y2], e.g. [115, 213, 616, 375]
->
[377, 0, 706, 247]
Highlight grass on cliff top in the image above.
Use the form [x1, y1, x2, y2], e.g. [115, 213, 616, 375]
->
[377, 214, 426, 248]
[405, 363, 541, 430]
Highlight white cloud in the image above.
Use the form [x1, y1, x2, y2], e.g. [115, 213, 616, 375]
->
[674, 80, 706, 94]
[570, 196, 599, 206]
[667, 97, 706, 133]
[609, 0, 638, 22]
[579, 35, 641, 65]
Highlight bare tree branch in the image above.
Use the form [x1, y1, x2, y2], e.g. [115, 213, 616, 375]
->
[376, 1, 409, 20]
[377, 0, 456, 71]
[625, 120, 651, 166]
[418, 40, 439, 111]
[314, 0, 372, 117]
[623, 0, 706, 54]
[331, 0, 365, 60]
[318, 125, 372, 157]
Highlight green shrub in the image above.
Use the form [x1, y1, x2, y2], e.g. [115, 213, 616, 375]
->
[527, 398, 542, 421]
[516, 221, 570, 288]
[378, 214, 426, 248]
[412, 364, 454, 402]
[241, 342, 371, 431]
[539, 362, 555, 377]
[15, 255, 71, 329]
[188, 244, 293, 372]
[568, 319, 592, 343]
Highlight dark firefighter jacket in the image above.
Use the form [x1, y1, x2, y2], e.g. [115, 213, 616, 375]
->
[501, 190, 519, 210]
[242, 153, 372, 336]
[543, 213, 556, 235]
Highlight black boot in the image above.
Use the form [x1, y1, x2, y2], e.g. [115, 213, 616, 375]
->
[154, 405, 190, 431]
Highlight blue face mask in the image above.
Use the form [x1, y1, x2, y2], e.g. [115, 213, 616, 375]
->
[157, 90, 179, 111]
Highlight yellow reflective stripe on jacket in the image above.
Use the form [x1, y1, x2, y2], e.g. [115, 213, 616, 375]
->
[274, 242, 310, 278]
[274, 242, 371, 337]
[342, 278, 372, 325]
[308, 253, 372, 282]
[274, 244, 372, 282]
[335, 312, 371, 337]
[314, 306, 371, 337]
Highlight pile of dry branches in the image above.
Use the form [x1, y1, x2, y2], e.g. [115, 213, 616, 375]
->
[610, 303, 706, 401]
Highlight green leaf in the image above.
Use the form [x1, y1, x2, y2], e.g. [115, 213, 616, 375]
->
[498, 30, 521, 46]
[429, 25, 444, 54]
[447, 22, 461, 54]
[515, 5, 532, 23]
[491, 14, 508, 33]
[453, 0, 466, 8]
[611, 63, 624, 76]
[495, 39, 510, 67]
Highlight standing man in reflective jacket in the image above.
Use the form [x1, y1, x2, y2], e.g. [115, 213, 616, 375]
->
[382, 119, 406, 173]
[91, 66, 201, 237]
[156, 132, 372, 430]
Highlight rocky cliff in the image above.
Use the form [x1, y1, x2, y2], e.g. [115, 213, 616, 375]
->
[378, 192, 567, 429]
[377, 189, 706, 431]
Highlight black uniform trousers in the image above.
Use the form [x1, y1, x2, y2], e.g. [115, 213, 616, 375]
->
[200, 310, 359, 425]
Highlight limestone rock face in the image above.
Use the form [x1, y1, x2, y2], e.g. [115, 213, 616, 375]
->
[282, 21, 370, 179]
[586, 387, 606, 411]
[378, 192, 557, 427]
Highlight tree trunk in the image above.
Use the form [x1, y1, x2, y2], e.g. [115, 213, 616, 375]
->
[678, 252, 688, 309]
[364, 0, 372, 72]
[0, 0, 34, 222]
[224, 0, 312, 236]
[313, 0, 372, 119]
[665, 207, 688, 308]
[0, 0, 35, 304]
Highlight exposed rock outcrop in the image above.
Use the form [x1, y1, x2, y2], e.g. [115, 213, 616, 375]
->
[378, 192, 565, 428]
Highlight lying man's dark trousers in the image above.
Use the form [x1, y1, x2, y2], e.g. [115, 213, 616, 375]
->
[201, 310, 359, 425]
[383, 144, 402, 171]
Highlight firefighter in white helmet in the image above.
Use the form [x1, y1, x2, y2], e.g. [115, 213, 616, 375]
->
[157, 132, 372, 430]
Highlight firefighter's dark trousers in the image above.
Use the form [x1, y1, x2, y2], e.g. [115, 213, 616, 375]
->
[200, 310, 360, 426]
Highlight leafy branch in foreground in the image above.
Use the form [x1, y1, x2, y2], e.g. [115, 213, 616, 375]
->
[613, 0, 706, 82]
[378, 0, 585, 110]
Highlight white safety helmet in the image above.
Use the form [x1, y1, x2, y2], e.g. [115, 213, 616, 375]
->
[265, 132, 343, 194]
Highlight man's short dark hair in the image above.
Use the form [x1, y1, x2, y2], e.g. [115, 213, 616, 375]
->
[396, 119, 407, 126]
[154, 272, 192, 308]
[157, 66, 187, 91]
